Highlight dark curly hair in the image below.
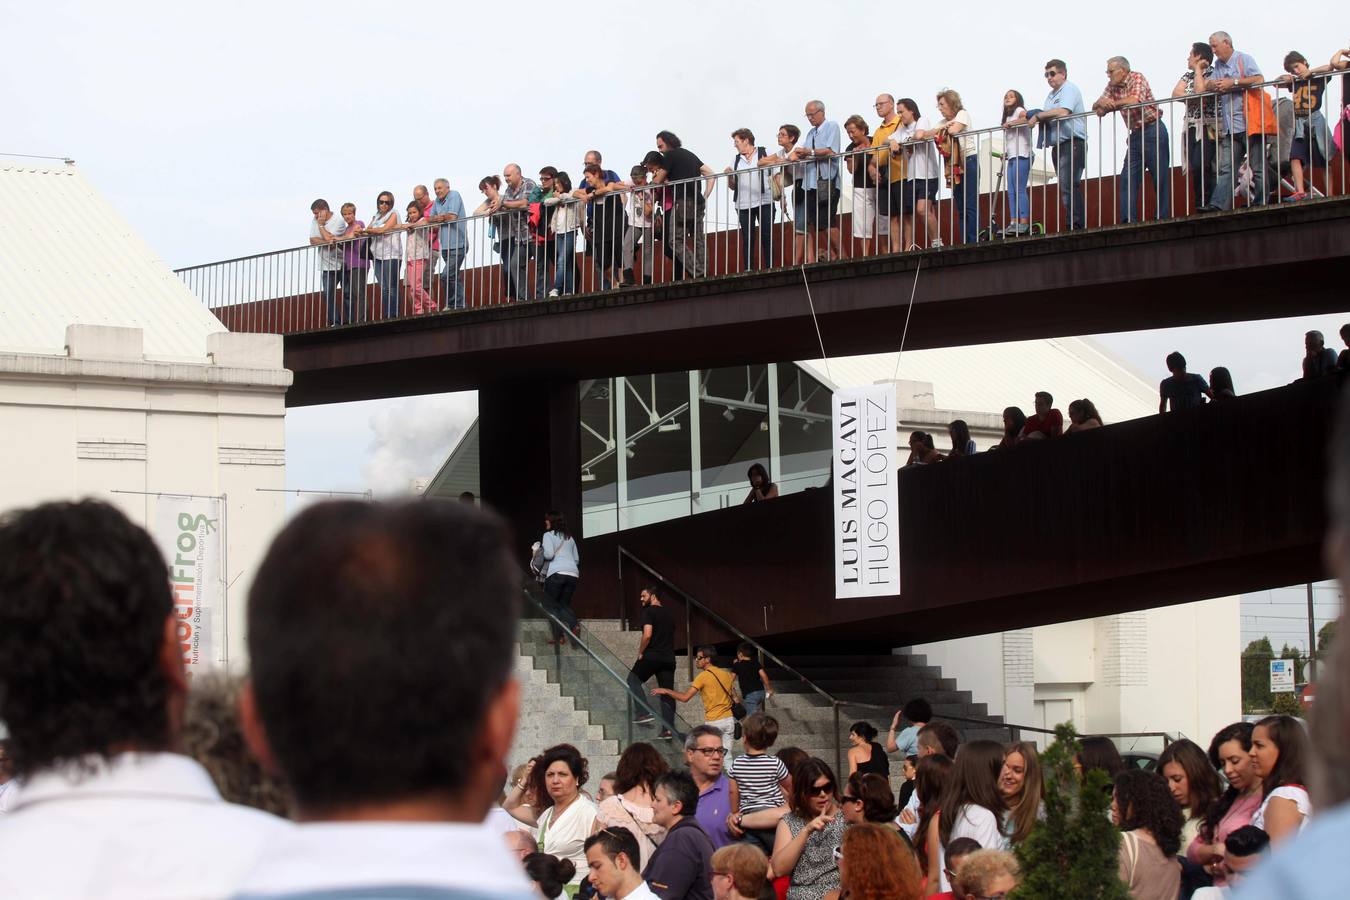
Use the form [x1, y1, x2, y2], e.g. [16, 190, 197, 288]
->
[528, 743, 590, 810]
[1114, 769, 1184, 857]
[612, 741, 668, 795]
[848, 771, 898, 823]
[247, 499, 519, 814]
[0, 500, 174, 777]
[524, 852, 576, 898]
[182, 673, 291, 816]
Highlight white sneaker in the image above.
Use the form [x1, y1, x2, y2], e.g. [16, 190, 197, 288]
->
[930, 238, 944, 248]
[548, 289, 560, 298]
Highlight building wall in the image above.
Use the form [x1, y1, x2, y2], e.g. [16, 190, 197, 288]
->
[0, 326, 290, 670]
[911, 595, 1242, 749]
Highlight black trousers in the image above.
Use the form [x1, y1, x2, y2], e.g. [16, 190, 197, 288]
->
[629, 654, 676, 728]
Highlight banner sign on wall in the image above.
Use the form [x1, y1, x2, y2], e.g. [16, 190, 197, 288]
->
[832, 383, 900, 598]
[155, 496, 223, 678]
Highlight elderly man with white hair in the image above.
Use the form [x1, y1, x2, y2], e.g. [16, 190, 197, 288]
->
[1201, 31, 1274, 211]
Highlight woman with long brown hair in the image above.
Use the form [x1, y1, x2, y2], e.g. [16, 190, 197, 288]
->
[999, 741, 1043, 846]
[1156, 738, 1221, 854]
[935, 741, 1007, 893]
[914, 754, 953, 892]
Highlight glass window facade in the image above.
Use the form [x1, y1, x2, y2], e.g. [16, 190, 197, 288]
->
[582, 363, 833, 537]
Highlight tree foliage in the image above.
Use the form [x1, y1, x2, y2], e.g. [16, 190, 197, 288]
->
[1241, 637, 1275, 712]
[1271, 692, 1303, 716]
[1318, 620, 1337, 658]
[1013, 723, 1128, 899]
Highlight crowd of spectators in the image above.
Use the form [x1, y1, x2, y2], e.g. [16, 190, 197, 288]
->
[3, 328, 1350, 896]
[300, 35, 1350, 326]
[902, 328, 1349, 466]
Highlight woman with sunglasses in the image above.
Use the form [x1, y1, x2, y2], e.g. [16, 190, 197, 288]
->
[840, 772, 906, 840]
[772, 757, 845, 900]
[363, 190, 403, 319]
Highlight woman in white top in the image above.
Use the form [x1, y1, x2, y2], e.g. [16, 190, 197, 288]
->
[935, 740, 1007, 892]
[998, 91, 1034, 236]
[505, 745, 598, 897]
[725, 128, 775, 272]
[363, 190, 404, 319]
[891, 98, 941, 249]
[931, 89, 979, 246]
[1249, 714, 1313, 843]
[540, 509, 581, 643]
[545, 172, 583, 297]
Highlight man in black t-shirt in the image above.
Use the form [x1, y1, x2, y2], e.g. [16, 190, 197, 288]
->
[644, 141, 710, 280]
[1159, 351, 1210, 413]
[628, 586, 677, 738]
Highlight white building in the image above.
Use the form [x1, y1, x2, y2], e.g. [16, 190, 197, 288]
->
[0, 161, 290, 669]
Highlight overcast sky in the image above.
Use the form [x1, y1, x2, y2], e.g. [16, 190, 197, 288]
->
[9, 0, 1345, 648]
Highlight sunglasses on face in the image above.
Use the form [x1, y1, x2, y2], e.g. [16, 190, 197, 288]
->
[841, 794, 861, 804]
[809, 783, 834, 796]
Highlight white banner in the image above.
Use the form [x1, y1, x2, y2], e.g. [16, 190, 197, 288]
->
[155, 496, 223, 678]
[833, 384, 900, 598]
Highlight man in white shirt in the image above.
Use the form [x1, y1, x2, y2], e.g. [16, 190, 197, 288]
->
[0, 500, 290, 899]
[585, 828, 660, 900]
[234, 499, 535, 900]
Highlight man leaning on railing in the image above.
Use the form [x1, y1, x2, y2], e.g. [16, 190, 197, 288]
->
[1094, 56, 1172, 224]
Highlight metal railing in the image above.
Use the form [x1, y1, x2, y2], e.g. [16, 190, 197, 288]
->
[520, 586, 698, 760]
[617, 545, 1181, 776]
[177, 72, 1348, 334]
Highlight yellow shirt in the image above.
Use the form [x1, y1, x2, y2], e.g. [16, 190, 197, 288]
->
[871, 117, 906, 182]
[692, 666, 736, 721]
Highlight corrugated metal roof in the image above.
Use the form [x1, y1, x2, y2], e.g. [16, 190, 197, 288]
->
[0, 162, 225, 360]
[797, 336, 1159, 423]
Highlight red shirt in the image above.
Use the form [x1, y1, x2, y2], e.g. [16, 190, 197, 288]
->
[1103, 70, 1160, 129]
[1021, 409, 1064, 439]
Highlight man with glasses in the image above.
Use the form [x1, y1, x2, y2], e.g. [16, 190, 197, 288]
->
[1029, 59, 1088, 230]
[789, 100, 843, 262]
[683, 725, 734, 850]
[870, 94, 903, 252]
[652, 646, 738, 752]
[643, 771, 715, 899]
[1202, 31, 1273, 211]
[929, 837, 980, 900]
[1094, 56, 1171, 224]
[529, 167, 558, 302]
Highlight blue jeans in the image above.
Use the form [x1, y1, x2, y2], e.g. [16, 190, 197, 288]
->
[1053, 138, 1087, 230]
[742, 690, 766, 716]
[737, 204, 774, 271]
[1210, 132, 1272, 211]
[340, 265, 367, 323]
[1006, 156, 1031, 220]
[953, 155, 979, 243]
[554, 232, 577, 295]
[438, 246, 465, 309]
[501, 238, 529, 301]
[321, 270, 341, 326]
[372, 258, 401, 319]
[1119, 120, 1171, 223]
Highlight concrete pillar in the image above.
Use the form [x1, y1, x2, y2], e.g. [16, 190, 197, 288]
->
[478, 379, 581, 552]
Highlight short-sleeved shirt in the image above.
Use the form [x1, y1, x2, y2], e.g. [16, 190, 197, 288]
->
[1290, 77, 1327, 115]
[731, 659, 762, 696]
[692, 666, 736, 721]
[500, 179, 538, 242]
[1004, 108, 1033, 158]
[1044, 81, 1088, 143]
[694, 774, 733, 850]
[429, 191, 467, 250]
[937, 108, 976, 158]
[1304, 348, 1339, 379]
[1212, 50, 1262, 134]
[902, 118, 942, 180]
[310, 213, 347, 271]
[1102, 70, 1160, 129]
[893, 724, 921, 758]
[1180, 68, 1217, 125]
[662, 147, 706, 184]
[871, 116, 906, 182]
[1160, 373, 1209, 410]
[641, 604, 675, 659]
[799, 120, 842, 190]
[732, 151, 773, 208]
[727, 753, 788, 812]
[1021, 409, 1064, 439]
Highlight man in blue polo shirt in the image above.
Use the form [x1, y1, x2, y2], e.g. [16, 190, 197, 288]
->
[427, 178, 467, 310]
[1203, 31, 1273, 210]
[790, 100, 842, 263]
[1030, 59, 1088, 231]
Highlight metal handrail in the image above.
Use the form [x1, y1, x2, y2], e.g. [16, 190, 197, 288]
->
[519, 586, 681, 745]
[174, 72, 1341, 273]
[616, 545, 1180, 772]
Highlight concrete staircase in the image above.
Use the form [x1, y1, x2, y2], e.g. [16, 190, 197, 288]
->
[514, 616, 1011, 797]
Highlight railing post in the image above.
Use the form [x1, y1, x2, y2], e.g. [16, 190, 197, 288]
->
[686, 598, 694, 681]
[833, 702, 843, 784]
